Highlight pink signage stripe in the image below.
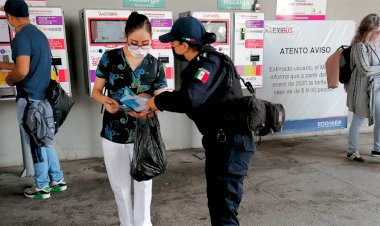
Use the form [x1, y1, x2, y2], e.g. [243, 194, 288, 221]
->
[276, 15, 325, 20]
[58, 69, 68, 82]
[256, 65, 262, 76]
[236, 66, 243, 76]
[90, 70, 96, 82]
[165, 67, 174, 79]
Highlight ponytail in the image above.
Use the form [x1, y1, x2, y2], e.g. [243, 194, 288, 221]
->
[201, 32, 217, 45]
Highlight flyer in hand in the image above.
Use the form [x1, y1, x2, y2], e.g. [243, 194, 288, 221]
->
[119, 87, 148, 113]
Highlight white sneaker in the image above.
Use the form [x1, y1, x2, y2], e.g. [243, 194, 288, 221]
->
[49, 177, 67, 192]
[24, 185, 51, 199]
[347, 151, 364, 162]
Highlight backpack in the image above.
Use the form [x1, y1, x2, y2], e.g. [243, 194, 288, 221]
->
[214, 52, 286, 137]
[325, 45, 352, 88]
[242, 89, 285, 136]
[46, 79, 75, 134]
[47, 58, 75, 134]
[338, 45, 353, 84]
[243, 86, 285, 137]
[255, 100, 285, 136]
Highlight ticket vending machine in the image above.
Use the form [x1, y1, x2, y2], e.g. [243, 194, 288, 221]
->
[0, 8, 72, 101]
[82, 9, 131, 94]
[0, 11, 16, 100]
[29, 7, 72, 94]
[138, 11, 174, 90]
[82, 9, 175, 94]
[233, 12, 264, 88]
[179, 11, 232, 57]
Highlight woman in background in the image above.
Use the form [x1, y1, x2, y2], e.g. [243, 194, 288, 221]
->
[347, 13, 380, 161]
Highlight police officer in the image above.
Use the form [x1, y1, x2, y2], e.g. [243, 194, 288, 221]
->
[146, 16, 255, 226]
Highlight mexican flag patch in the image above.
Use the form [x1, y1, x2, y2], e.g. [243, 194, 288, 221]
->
[194, 68, 210, 83]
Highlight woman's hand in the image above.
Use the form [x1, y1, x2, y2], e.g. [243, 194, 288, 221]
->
[127, 93, 155, 118]
[146, 96, 158, 112]
[104, 98, 119, 114]
[138, 93, 152, 99]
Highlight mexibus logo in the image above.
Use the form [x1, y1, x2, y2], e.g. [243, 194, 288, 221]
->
[98, 11, 118, 17]
[266, 27, 295, 34]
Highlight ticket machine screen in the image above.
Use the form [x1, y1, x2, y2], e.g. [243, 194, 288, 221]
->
[201, 21, 227, 44]
[90, 20, 126, 43]
[0, 19, 11, 43]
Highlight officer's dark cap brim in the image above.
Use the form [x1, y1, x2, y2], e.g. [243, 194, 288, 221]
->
[159, 33, 175, 43]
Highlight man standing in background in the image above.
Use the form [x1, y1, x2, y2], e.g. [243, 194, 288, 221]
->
[0, 0, 67, 199]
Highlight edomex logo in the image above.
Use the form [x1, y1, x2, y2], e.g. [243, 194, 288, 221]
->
[265, 26, 295, 35]
[317, 120, 343, 128]
[98, 11, 118, 17]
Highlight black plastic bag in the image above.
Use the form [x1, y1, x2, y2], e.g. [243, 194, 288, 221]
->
[131, 115, 167, 182]
[46, 79, 75, 134]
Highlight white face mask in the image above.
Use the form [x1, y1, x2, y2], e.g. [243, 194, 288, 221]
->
[128, 46, 150, 59]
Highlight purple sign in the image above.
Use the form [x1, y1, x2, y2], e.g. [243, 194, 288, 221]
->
[90, 70, 96, 82]
[245, 20, 264, 28]
[150, 19, 172, 27]
[36, 16, 63, 25]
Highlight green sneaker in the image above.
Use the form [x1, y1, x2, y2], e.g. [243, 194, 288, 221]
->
[50, 177, 67, 192]
[24, 185, 51, 199]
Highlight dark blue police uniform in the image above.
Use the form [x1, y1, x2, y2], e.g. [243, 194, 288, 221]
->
[155, 46, 255, 226]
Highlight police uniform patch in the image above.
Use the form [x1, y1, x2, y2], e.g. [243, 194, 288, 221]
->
[194, 68, 210, 83]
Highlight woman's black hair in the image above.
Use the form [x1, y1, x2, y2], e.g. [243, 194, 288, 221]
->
[124, 12, 152, 36]
[201, 32, 217, 45]
[183, 32, 217, 51]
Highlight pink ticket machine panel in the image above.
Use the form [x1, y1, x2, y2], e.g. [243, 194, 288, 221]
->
[233, 12, 264, 88]
[82, 9, 131, 95]
[180, 11, 231, 57]
[0, 12, 16, 100]
[29, 7, 72, 95]
[0, 8, 72, 100]
[138, 11, 174, 90]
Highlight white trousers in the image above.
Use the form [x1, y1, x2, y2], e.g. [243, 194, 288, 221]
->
[102, 138, 153, 226]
